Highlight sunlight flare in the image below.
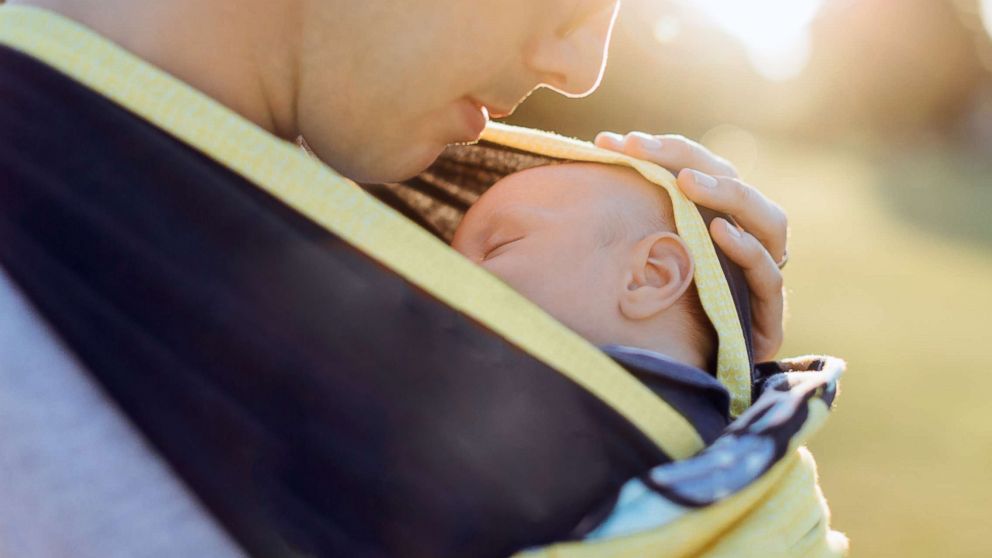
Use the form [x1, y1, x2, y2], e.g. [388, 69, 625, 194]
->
[681, 0, 826, 80]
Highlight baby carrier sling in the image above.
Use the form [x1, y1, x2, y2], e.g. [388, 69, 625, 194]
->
[370, 128, 850, 558]
[0, 6, 847, 557]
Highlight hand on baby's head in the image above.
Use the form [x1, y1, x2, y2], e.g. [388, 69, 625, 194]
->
[451, 162, 716, 372]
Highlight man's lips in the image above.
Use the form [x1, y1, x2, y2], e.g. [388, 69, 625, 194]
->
[468, 97, 514, 120]
[450, 97, 518, 143]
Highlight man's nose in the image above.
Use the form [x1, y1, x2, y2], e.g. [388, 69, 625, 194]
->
[526, 4, 619, 98]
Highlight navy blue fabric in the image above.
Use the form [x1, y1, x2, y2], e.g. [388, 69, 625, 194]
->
[562, 346, 733, 538]
[602, 345, 730, 445]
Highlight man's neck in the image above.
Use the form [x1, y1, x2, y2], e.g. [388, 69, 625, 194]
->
[10, 0, 303, 139]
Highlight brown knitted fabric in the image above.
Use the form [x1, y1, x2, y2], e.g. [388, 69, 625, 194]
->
[364, 142, 565, 242]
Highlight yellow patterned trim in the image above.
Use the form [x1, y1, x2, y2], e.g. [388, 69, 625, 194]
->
[0, 5, 707, 457]
[481, 124, 752, 415]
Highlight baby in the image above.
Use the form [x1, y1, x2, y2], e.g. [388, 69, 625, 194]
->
[452, 162, 717, 374]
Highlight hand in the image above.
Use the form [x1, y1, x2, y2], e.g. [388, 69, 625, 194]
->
[594, 131, 786, 362]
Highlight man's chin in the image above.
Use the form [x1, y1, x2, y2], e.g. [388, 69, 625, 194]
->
[361, 143, 448, 184]
[315, 140, 444, 184]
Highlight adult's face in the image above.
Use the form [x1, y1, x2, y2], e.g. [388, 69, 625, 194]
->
[296, 0, 621, 183]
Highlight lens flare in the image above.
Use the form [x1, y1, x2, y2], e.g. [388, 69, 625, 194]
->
[684, 0, 826, 80]
[982, 0, 992, 40]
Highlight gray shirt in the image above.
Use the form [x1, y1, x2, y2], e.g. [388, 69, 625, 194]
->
[0, 267, 245, 558]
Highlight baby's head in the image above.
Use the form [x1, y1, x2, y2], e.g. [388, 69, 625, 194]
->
[452, 162, 716, 371]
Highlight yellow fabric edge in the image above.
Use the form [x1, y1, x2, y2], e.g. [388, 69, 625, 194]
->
[0, 5, 706, 457]
[516, 400, 848, 558]
[481, 124, 752, 416]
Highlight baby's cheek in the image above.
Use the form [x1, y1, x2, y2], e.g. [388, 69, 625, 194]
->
[564, 248, 626, 320]
[483, 251, 559, 305]
[531, 251, 608, 325]
[479, 255, 530, 292]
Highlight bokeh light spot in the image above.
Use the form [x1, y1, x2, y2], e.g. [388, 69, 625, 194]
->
[982, 0, 992, 40]
[684, 0, 826, 80]
[653, 15, 682, 43]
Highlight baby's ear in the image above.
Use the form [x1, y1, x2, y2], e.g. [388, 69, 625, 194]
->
[619, 231, 695, 321]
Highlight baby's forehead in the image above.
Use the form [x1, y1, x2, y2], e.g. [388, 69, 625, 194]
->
[468, 162, 673, 241]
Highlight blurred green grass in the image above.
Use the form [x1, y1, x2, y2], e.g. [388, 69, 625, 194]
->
[749, 138, 992, 557]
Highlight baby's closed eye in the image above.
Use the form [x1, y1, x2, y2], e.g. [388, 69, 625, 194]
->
[479, 207, 542, 259]
[483, 234, 526, 260]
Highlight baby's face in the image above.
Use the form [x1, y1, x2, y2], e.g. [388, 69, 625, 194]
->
[452, 163, 662, 345]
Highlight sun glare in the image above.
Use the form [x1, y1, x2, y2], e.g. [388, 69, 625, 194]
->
[982, 0, 992, 40]
[677, 0, 827, 81]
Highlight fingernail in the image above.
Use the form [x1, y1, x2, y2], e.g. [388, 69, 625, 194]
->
[691, 169, 717, 189]
[630, 131, 662, 152]
[600, 132, 623, 143]
[725, 220, 742, 238]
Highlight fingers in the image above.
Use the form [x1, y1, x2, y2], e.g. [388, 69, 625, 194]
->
[594, 129, 788, 360]
[678, 169, 788, 262]
[710, 218, 784, 361]
[595, 131, 738, 177]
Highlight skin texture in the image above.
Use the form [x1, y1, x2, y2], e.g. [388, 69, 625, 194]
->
[13, 0, 788, 360]
[452, 163, 711, 370]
